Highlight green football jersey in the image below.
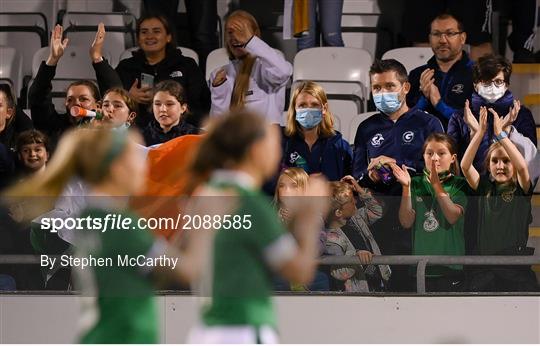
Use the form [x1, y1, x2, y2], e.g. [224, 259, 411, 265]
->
[475, 176, 532, 255]
[410, 175, 468, 275]
[201, 181, 294, 328]
[78, 208, 158, 344]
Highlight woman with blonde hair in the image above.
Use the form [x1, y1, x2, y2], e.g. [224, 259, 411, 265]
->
[209, 10, 292, 124]
[282, 81, 353, 181]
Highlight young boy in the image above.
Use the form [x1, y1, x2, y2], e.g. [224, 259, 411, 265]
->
[325, 176, 390, 292]
[16, 130, 49, 175]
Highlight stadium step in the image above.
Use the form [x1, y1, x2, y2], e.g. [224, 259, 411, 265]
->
[510, 64, 540, 103]
[523, 94, 540, 125]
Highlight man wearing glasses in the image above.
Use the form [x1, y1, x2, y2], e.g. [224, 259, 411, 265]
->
[407, 14, 474, 129]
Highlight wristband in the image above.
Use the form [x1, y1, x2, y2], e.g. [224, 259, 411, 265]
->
[494, 131, 508, 142]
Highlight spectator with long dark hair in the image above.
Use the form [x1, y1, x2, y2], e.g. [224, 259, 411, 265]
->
[143, 80, 200, 146]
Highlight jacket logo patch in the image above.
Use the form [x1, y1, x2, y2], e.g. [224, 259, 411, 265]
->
[371, 133, 384, 147]
[170, 71, 183, 78]
[402, 131, 414, 143]
[451, 84, 464, 94]
[290, 151, 300, 163]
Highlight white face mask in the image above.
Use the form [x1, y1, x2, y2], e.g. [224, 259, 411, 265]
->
[477, 84, 507, 103]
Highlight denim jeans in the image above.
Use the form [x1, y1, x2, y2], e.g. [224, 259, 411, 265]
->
[297, 0, 345, 50]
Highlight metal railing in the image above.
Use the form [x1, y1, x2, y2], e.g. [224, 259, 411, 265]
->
[320, 255, 540, 293]
[2, 254, 540, 294]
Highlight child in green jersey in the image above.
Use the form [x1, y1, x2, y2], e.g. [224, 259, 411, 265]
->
[460, 105, 538, 292]
[184, 110, 330, 343]
[5, 126, 192, 343]
[392, 133, 468, 292]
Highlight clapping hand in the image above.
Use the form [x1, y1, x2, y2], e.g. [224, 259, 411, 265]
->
[419, 69, 435, 99]
[500, 99, 520, 132]
[489, 108, 504, 136]
[463, 99, 479, 137]
[390, 163, 411, 187]
[428, 160, 442, 188]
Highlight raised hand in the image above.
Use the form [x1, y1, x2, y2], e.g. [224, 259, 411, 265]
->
[501, 99, 521, 131]
[390, 163, 411, 187]
[228, 18, 254, 47]
[90, 23, 106, 63]
[463, 99, 479, 136]
[47, 24, 69, 66]
[340, 175, 363, 193]
[489, 108, 504, 136]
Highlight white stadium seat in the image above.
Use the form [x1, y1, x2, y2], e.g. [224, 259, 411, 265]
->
[293, 47, 372, 138]
[32, 45, 112, 80]
[0, 46, 23, 98]
[205, 48, 230, 81]
[62, 11, 137, 67]
[0, 13, 48, 80]
[348, 111, 378, 144]
[382, 47, 433, 73]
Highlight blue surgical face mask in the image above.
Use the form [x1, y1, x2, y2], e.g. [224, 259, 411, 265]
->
[295, 108, 323, 129]
[373, 91, 403, 115]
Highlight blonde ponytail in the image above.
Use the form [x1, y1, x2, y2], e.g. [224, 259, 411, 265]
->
[230, 54, 257, 110]
[225, 10, 261, 110]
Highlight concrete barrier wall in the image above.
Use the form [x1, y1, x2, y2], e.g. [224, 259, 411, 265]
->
[1, 295, 539, 343]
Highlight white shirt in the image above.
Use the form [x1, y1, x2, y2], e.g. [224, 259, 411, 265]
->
[209, 36, 293, 124]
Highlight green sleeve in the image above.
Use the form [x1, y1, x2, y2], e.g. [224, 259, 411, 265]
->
[244, 194, 296, 270]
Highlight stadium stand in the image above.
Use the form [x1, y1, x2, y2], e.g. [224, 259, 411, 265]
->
[0, 12, 48, 83]
[0, 47, 23, 99]
[523, 93, 540, 125]
[382, 47, 433, 73]
[341, 0, 380, 59]
[61, 11, 137, 67]
[32, 45, 112, 80]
